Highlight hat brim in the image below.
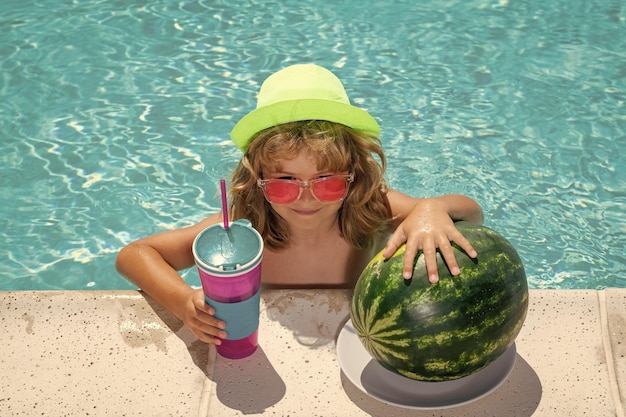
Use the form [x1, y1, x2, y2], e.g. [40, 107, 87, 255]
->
[230, 99, 380, 151]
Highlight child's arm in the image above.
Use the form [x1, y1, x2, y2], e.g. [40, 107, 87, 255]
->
[384, 191, 484, 284]
[115, 213, 227, 345]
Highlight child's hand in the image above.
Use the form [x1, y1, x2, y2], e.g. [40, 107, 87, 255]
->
[383, 199, 477, 284]
[180, 289, 228, 345]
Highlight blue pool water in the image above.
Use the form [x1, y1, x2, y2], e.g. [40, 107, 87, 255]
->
[1, 0, 624, 290]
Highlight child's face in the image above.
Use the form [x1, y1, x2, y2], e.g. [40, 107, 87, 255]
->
[263, 151, 349, 230]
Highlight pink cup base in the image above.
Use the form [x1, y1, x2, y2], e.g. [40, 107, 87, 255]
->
[215, 330, 258, 359]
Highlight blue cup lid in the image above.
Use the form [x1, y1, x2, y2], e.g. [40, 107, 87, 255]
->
[192, 219, 263, 273]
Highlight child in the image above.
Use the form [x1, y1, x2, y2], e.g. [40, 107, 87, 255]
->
[116, 64, 484, 345]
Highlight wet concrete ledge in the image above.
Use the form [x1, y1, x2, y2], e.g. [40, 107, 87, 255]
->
[1, 289, 624, 417]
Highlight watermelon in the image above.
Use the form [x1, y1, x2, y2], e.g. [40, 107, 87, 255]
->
[350, 221, 528, 382]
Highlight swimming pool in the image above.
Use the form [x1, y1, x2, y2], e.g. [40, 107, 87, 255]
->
[1, 0, 624, 290]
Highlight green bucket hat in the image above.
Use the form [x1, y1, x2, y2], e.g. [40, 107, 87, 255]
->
[230, 64, 380, 151]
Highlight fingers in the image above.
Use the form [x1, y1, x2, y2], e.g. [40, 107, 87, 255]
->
[192, 314, 227, 345]
[192, 329, 223, 345]
[188, 294, 228, 344]
[401, 231, 445, 283]
[405, 232, 477, 284]
[436, 240, 459, 280]
[421, 243, 440, 284]
[387, 223, 479, 284]
[401, 238, 419, 280]
[451, 232, 478, 259]
[383, 228, 407, 259]
[426, 231, 478, 282]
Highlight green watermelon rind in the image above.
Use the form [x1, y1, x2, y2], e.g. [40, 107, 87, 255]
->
[350, 222, 529, 382]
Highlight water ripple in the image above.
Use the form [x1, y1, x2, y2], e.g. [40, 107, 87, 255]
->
[1, 0, 625, 289]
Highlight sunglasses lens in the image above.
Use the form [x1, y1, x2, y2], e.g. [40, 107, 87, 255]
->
[260, 176, 351, 204]
[264, 181, 300, 204]
[311, 178, 349, 202]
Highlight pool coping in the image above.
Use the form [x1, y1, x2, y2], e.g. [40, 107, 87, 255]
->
[1, 288, 624, 416]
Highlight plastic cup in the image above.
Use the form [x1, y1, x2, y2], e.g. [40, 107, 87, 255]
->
[192, 219, 263, 359]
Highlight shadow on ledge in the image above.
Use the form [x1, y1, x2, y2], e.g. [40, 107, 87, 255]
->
[211, 347, 286, 414]
[140, 292, 211, 376]
[141, 292, 286, 413]
[341, 353, 542, 417]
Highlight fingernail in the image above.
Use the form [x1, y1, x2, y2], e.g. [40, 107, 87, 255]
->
[403, 271, 412, 279]
[430, 274, 438, 283]
[451, 266, 460, 275]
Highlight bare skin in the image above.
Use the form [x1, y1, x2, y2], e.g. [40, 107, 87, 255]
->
[115, 152, 483, 345]
[259, 154, 382, 288]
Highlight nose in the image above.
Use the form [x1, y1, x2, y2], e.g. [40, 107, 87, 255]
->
[298, 182, 316, 202]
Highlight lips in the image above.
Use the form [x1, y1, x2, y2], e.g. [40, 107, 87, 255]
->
[292, 208, 320, 216]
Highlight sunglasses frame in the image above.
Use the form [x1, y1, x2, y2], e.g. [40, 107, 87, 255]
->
[257, 173, 355, 205]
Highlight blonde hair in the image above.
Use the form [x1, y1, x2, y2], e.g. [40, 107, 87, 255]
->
[229, 121, 391, 250]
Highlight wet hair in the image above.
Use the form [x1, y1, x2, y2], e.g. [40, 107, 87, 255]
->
[229, 120, 391, 250]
